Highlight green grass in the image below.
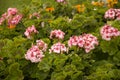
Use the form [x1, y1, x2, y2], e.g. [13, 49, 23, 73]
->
[0, 0, 31, 14]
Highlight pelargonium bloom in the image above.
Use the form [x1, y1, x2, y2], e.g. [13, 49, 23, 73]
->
[115, 9, 120, 20]
[56, 0, 64, 3]
[104, 8, 116, 19]
[36, 40, 47, 52]
[100, 24, 120, 41]
[68, 36, 79, 47]
[104, 8, 120, 20]
[49, 42, 67, 54]
[68, 34, 98, 53]
[8, 14, 22, 25]
[0, 8, 22, 27]
[50, 29, 65, 39]
[82, 34, 99, 53]
[24, 25, 39, 39]
[7, 8, 18, 16]
[77, 35, 85, 48]
[25, 45, 44, 63]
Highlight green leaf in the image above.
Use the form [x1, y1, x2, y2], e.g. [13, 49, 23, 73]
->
[5, 63, 24, 80]
[38, 54, 54, 72]
[63, 64, 77, 76]
[41, 38, 51, 45]
[13, 36, 27, 47]
[51, 72, 66, 80]
[100, 40, 119, 55]
[53, 54, 68, 71]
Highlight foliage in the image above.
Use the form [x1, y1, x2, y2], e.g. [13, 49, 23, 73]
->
[0, 0, 120, 80]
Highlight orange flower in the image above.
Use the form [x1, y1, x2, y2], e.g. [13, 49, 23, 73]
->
[107, 0, 113, 3]
[8, 24, 16, 29]
[99, 2, 104, 6]
[92, 1, 99, 6]
[92, 1, 104, 6]
[75, 4, 85, 13]
[46, 7, 54, 12]
[107, 0, 118, 8]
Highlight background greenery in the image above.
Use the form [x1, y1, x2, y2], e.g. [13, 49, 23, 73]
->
[0, 0, 120, 80]
[0, 0, 31, 15]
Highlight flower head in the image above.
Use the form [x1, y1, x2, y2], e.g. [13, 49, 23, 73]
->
[49, 42, 67, 54]
[74, 4, 85, 13]
[7, 8, 18, 16]
[8, 14, 22, 25]
[36, 40, 47, 52]
[107, 0, 118, 8]
[56, 0, 64, 3]
[77, 36, 85, 48]
[100, 24, 120, 41]
[46, 7, 54, 12]
[24, 25, 38, 39]
[25, 45, 44, 63]
[68, 36, 79, 47]
[92, 1, 104, 6]
[68, 34, 98, 53]
[50, 29, 65, 39]
[82, 34, 99, 53]
[104, 8, 120, 20]
[0, 8, 22, 28]
[104, 8, 116, 19]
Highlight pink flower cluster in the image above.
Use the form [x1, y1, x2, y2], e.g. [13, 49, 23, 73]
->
[25, 39, 47, 63]
[7, 8, 18, 16]
[49, 42, 67, 54]
[0, 8, 22, 26]
[50, 30, 65, 39]
[100, 24, 120, 41]
[56, 0, 64, 3]
[68, 34, 99, 53]
[8, 14, 22, 25]
[36, 40, 48, 52]
[25, 45, 44, 63]
[24, 25, 38, 39]
[104, 8, 120, 20]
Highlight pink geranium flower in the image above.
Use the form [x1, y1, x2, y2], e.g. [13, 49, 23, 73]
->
[49, 42, 67, 54]
[68, 36, 79, 47]
[100, 24, 120, 41]
[7, 8, 18, 16]
[104, 8, 120, 20]
[24, 25, 38, 39]
[25, 45, 44, 63]
[8, 14, 22, 25]
[82, 34, 98, 53]
[0, 8, 22, 27]
[50, 29, 65, 39]
[68, 34, 98, 53]
[104, 8, 116, 19]
[56, 0, 64, 3]
[36, 40, 48, 52]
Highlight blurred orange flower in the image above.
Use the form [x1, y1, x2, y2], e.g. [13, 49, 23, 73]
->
[8, 24, 16, 29]
[107, 0, 118, 8]
[92, 1, 104, 6]
[75, 4, 85, 13]
[46, 7, 54, 12]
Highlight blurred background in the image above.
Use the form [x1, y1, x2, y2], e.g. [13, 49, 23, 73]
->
[0, 0, 31, 14]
